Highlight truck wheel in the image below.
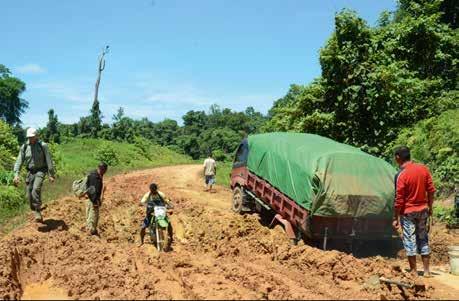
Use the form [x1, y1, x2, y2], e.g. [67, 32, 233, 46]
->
[232, 187, 245, 214]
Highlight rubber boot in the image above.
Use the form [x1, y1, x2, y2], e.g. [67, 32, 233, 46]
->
[34, 210, 43, 223]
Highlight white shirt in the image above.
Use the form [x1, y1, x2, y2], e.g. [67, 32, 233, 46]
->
[203, 158, 217, 176]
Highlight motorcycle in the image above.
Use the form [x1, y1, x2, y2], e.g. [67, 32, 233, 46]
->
[148, 203, 173, 252]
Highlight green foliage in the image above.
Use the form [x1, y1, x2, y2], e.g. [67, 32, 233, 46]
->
[0, 65, 28, 126]
[0, 186, 26, 220]
[133, 136, 153, 160]
[42, 109, 61, 144]
[267, 4, 458, 156]
[60, 101, 265, 161]
[212, 149, 228, 162]
[216, 161, 233, 187]
[0, 120, 19, 170]
[199, 127, 241, 157]
[90, 99, 102, 137]
[176, 105, 265, 159]
[386, 109, 459, 195]
[0, 120, 19, 154]
[47, 142, 64, 176]
[94, 142, 119, 166]
[0, 170, 14, 185]
[433, 205, 457, 226]
[176, 134, 201, 160]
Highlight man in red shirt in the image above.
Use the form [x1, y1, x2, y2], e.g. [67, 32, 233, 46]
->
[393, 146, 435, 277]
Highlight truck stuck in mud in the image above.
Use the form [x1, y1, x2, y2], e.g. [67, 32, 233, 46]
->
[230, 132, 398, 245]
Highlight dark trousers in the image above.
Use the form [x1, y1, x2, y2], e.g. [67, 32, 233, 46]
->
[25, 171, 45, 212]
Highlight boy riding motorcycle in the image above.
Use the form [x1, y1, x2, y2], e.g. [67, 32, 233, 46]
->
[138, 183, 173, 247]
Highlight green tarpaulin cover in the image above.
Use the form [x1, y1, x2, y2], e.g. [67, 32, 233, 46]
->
[247, 133, 397, 218]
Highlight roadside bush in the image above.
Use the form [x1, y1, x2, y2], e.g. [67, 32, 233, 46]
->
[0, 121, 19, 170]
[213, 149, 229, 162]
[0, 121, 19, 154]
[0, 147, 15, 171]
[0, 185, 26, 219]
[0, 170, 14, 185]
[47, 142, 64, 176]
[385, 109, 459, 195]
[433, 205, 457, 227]
[133, 136, 152, 160]
[94, 143, 119, 166]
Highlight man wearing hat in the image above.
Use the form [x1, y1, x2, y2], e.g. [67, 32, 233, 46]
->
[13, 128, 56, 222]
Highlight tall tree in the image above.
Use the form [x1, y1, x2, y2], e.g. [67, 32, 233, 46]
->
[267, 3, 458, 155]
[0, 64, 28, 126]
[112, 107, 125, 123]
[90, 46, 109, 137]
[44, 109, 60, 143]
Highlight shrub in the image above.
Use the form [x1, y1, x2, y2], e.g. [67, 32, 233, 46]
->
[133, 136, 152, 160]
[0, 170, 14, 185]
[386, 109, 459, 195]
[47, 142, 64, 176]
[0, 185, 26, 219]
[0, 121, 19, 170]
[433, 205, 457, 227]
[212, 149, 229, 162]
[94, 142, 119, 166]
[0, 120, 19, 154]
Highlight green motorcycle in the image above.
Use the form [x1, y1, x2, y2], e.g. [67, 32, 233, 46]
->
[149, 203, 173, 252]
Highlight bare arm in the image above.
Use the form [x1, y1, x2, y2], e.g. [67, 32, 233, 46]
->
[426, 170, 435, 215]
[427, 192, 434, 215]
[101, 184, 107, 204]
[393, 173, 406, 230]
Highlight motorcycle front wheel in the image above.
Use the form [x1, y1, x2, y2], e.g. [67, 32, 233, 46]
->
[155, 224, 172, 252]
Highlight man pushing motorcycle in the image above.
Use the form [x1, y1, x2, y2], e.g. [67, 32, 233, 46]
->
[138, 183, 174, 250]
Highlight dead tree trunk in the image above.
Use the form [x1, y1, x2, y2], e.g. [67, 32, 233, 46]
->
[94, 46, 109, 104]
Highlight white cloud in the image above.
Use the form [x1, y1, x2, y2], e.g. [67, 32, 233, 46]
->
[16, 64, 47, 74]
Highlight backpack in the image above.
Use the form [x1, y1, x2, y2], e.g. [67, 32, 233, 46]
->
[72, 176, 88, 197]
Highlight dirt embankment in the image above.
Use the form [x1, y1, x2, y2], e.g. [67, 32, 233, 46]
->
[1, 165, 458, 300]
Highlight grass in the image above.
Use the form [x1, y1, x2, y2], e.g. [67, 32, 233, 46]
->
[0, 138, 193, 234]
[216, 161, 233, 188]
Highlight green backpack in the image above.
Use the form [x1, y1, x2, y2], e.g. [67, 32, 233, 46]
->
[72, 176, 88, 197]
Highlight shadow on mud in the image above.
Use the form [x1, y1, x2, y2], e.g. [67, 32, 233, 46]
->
[38, 219, 69, 233]
[322, 237, 404, 259]
[252, 211, 404, 259]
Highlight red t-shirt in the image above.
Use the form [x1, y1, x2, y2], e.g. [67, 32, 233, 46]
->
[395, 161, 436, 215]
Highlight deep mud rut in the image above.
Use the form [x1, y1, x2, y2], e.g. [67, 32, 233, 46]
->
[1, 165, 458, 300]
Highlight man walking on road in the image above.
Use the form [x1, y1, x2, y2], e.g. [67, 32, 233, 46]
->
[86, 162, 108, 236]
[203, 152, 217, 192]
[13, 128, 56, 223]
[392, 146, 436, 277]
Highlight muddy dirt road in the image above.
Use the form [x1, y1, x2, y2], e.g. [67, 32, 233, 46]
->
[1, 165, 458, 300]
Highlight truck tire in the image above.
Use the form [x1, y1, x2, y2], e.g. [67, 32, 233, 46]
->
[232, 186, 245, 214]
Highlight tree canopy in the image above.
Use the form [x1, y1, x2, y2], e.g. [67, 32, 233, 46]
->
[266, 0, 458, 155]
[0, 65, 28, 126]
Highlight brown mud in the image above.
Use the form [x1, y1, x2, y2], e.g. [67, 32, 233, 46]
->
[1, 165, 458, 300]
